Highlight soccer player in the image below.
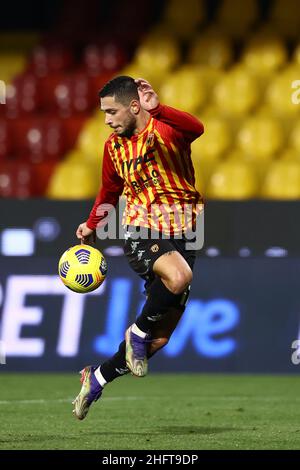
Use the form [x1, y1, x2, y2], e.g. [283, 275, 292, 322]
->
[73, 76, 204, 420]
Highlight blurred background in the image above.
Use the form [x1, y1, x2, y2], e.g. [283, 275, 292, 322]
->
[1, 0, 300, 373]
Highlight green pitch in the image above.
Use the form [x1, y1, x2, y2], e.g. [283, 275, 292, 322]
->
[0, 373, 299, 450]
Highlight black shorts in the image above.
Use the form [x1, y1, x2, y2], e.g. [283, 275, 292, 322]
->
[123, 226, 196, 291]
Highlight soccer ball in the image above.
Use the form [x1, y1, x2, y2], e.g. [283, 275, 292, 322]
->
[58, 244, 107, 293]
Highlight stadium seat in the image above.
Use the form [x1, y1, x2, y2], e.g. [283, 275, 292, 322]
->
[236, 115, 284, 161]
[12, 117, 65, 163]
[213, 65, 259, 117]
[2, 73, 40, 119]
[121, 61, 164, 90]
[0, 53, 27, 84]
[47, 161, 99, 199]
[83, 42, 127, 76]
[192, 116, 231, 161]
[28, 45, 74, 77]
[160, 66, 206, 114]
[64, 149, 102, 183]
[192, 159, 208, 195]
[0, 162, 36, 197]
[188, 33, 233, 69]
[207, 159, 258, 199]
[269, 0, 300, 39]
[134, 34, 180, 76]
[77, 116, 115, 162]
[293, 43, 300, 66]
[279, 148, 300, 162]
[216, 0, 258, 38]
[0, 32, 39, 54]
[162, 0, 205, 40]
[39, 73, 95, 116]
[0, 120, 12, 160]
[33, 161, 57, 196]
[262, 160, 300, 199]
[242, 36, 287, 76]
[62, 115, 88, 150]
[265, 66, 300, 118]
[289, 119, 300, 153]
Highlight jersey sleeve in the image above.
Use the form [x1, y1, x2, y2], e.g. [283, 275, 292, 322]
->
[86, 142, 124, 230]
[149, 104, 204, 143]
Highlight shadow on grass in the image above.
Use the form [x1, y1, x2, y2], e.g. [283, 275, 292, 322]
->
[156, 426, 237, 435]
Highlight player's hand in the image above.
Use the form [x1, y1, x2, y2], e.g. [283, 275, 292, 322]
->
[76, 222, 96, 245]
[135, 78, 159, 111]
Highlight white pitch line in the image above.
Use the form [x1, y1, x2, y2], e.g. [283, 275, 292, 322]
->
[0, 396, 143, 405]
[0, 395, 296, 405]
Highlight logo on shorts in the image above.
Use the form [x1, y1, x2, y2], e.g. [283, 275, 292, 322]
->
[150, 244, 159, 253]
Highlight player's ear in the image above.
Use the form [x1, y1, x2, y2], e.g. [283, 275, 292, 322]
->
[130, 99, 140, 115]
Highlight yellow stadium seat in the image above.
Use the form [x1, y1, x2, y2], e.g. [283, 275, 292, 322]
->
[242, 36, 287, 75]
[270, 0, 300, 39]
[0, 54, 27, 83]
[207, 159, 258, 199]
[237, 115, 284, 161]
[192, 160, 207, 195]
[293, 43, 300, 66]
[289, 119, 300, 153]
[77, 118, 110, 162]
[188, 33, 233, 69]
[262, 160, 300, 199]
[163, 0, 205, 40]
[64, 149, 101, 171]
[121, 62, 164, 90]
[192, 116, 231, 161]
[47, 161, 99, 199]
[0, 32, 39, 53]
[213, 65, 259, 117]
[279, 148, 300, 161]
[216, 0, 258, 38]
[160, 66, 207, 114]
[265, 66, 300, 118]
[134, 35, 180, 75]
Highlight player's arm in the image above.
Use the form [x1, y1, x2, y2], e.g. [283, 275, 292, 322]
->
[135, 78, 204, 143]
[76, 142, 124, 244]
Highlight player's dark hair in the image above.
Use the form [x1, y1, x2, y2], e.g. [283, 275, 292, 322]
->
[99, 76, 139, 105]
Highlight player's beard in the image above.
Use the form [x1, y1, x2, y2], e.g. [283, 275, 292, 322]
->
[118, 114, 137, 138]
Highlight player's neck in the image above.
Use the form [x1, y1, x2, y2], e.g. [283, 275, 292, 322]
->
[133, 109, 150, 135]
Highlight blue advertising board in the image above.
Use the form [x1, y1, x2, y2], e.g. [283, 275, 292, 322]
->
[0, 255, 299, 373]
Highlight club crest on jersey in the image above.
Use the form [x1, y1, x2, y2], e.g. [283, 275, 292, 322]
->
[147, 133, 155, 147]
[150, 244, 159, 253]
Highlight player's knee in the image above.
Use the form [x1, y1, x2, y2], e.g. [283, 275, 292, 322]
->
[168, 268, 193, 295]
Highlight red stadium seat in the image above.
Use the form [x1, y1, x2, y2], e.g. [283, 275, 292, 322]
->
[0, 162, 36, 197]
[88, 72, 114, 103]
[0, 73, 40, 119]
[83, 42, 127, 76]
[0, 119, 12, 160]
[12, 117, 65, 163]
[39, 73, 94, 116]
[28, 45, 74, 77]
[32, 161, 58, 196]
[62, 115, 89, 150]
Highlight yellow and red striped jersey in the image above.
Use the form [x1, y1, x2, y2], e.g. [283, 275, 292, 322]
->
[87, 104, 204, 235]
